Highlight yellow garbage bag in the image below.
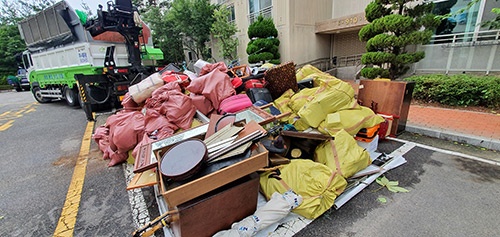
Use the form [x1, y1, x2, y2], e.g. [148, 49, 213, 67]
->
[272, 89, 295, 122]
[260, 159, 347, 219]
[314, 129, 371, 179]
[296, 64, 324, 81]
[291, 117, 310, 131]
[298, 79, 358, 128]
[289, 87, 318, 113]
[318, 106, 385, 136]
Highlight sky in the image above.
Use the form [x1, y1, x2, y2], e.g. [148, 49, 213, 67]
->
[66, 0, 108, 13]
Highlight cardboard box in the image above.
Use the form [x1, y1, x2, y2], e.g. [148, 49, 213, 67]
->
[356, 134, 379, 153]
[158, 143, 268, 207]
[170, 173, 259, 237]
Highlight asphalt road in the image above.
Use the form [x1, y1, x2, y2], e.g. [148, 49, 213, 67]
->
[296, 139, 500, 236]
[0, 90, 137, 236]
[1, 89, 499, 236]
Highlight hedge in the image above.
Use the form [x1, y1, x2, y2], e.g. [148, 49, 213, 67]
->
[404, 74, 500, 109]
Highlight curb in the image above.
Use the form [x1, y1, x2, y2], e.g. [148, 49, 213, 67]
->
[405, 124, 500, 151]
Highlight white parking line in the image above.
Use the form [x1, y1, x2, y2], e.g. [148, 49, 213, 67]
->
[388, 137, 500, 166]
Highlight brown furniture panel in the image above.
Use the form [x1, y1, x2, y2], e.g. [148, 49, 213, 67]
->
[357, 80, 415, 136]
[171, 173, 259, 237]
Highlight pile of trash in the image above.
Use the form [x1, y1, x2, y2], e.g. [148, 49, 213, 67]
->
[92, 60, 391, 234]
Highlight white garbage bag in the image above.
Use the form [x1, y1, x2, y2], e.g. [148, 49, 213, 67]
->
[213, 191, 303, 237]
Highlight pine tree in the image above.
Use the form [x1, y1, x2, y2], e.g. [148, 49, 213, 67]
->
[246, 15, 280, 64]
[359, 0, 439, 80]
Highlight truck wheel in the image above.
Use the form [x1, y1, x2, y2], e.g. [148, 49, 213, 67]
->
[64, 86, 79, 107]
[32, 87, 50, 103]
[15, 87, 22, 92]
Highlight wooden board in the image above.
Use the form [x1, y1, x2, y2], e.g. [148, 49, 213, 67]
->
[170, 173, 259, 237]
[159, 143, 268, 207]
[126, 169, 158, 190]
[357, 80, 414, 136]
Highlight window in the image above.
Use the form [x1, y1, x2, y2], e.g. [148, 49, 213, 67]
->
[433, 0, 480, 35]
[22, 53, 32, 69]
[248, 0, 272, 23]
[228, 5, 236, 23]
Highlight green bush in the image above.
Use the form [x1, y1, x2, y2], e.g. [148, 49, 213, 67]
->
[248, 15, 278, 39]
[404, 74, 500, 109]
[0, 76, 7, 85]
[0, 85, 13, 90]
[248, 52, 274, 63]
[247, 15, 280, 64]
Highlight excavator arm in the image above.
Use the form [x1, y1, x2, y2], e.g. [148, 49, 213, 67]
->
[85, 0, 144, 73]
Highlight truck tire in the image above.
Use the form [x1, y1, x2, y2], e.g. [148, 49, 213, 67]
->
[64, 86, 79, 107]
[32, 87, 50, 103]
[15, 85, 22, 92]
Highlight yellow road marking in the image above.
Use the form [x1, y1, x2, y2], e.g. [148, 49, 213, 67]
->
[0, 120, 14, 131]
[0, 103, 37, 129]
[54, 121, 94, 237]
[24, 107, 36, 114]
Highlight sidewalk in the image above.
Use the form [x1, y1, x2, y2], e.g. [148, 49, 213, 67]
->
[405, 105, 500, 151]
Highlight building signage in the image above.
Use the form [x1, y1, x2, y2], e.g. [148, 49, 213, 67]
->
[316, 13, 368, 34]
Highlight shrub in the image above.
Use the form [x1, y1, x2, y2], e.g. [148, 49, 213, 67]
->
[247, 15, 280, 64]
[405, 74, 500, 109]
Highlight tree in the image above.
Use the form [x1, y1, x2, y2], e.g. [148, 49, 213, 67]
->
[0, 24, 25, 79]
[481, 0, 500, 30]
[0, 0, 56, 25]
[142, 6, 185, 64]
[210, 6, 239, 61]
[0, 0, 56, 81]
[358, 0, 439, 80]
[168, 0, 216, 60]
[246, 15, 280, 64]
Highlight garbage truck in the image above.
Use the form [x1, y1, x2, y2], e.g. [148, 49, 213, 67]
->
[17, 0, 164, 120]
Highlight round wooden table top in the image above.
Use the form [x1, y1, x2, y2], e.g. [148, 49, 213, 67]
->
[160, 139, 208, 181]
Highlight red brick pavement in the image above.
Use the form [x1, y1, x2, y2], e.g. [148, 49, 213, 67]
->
[407, 105, 500, 140]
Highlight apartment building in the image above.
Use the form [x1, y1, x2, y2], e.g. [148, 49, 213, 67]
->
[210, 0, 499, 76]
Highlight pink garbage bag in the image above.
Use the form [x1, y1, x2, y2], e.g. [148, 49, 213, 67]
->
[199, 62, 228, 76]
[146, 82, 196, 130]
[186, 69, 235, 110]
[106, 111, 145, 166]
[121, 92, 141, 111]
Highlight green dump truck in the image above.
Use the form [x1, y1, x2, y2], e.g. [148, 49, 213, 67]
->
[18, 0, 164, 120]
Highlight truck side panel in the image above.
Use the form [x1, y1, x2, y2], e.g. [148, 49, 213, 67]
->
[30, 42, 129, 72]
[30, 65, 101, 89]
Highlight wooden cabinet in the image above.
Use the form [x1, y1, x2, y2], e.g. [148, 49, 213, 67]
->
[170, 173, 259, 237]
[357, 80, 415, 136]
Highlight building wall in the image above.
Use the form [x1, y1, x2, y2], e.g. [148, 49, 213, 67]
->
[287, 0, 332, 64]
[332, 0, 371, 18]
[211, 0, 332, 65]
[212, 0, 500, 75]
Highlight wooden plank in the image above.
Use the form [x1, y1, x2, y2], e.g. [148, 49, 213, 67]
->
[127, 169, 158, 190]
